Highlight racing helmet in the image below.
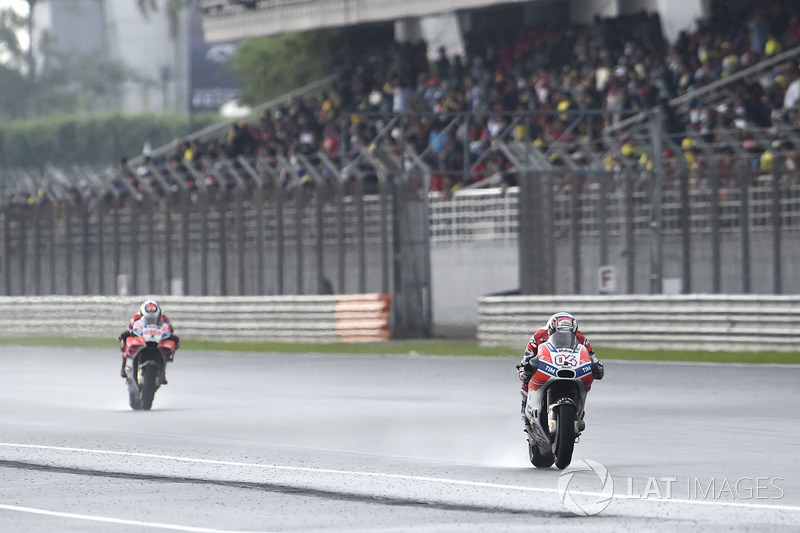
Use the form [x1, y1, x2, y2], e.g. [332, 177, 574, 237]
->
[546, 312, 578, 336]
[547, 312, 578, 349]
[140, 300, 161, 326]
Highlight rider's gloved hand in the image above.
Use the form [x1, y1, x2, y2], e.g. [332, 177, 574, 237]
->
[517, 362, 534, 381]
[118, 332, 129, 352]
[592, 361, 604, 380]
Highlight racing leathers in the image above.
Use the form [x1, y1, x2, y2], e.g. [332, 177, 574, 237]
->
[516, 328, 604, 423]
[118, 312, 179, 383]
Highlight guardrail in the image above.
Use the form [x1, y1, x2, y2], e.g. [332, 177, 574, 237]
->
[0, 294, 391, 343]
[478, 295, 800, 352]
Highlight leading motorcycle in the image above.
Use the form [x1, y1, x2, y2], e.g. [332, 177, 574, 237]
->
[122, 319, 175, 410]
[524, 328, 595, 469]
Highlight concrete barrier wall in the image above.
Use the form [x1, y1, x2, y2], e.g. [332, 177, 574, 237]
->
[6, 293, 800, 353]
[478, 295, 800, 352]
[0, 294, 391, 343]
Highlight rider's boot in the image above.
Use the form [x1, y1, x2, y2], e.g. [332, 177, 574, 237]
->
[159, 365, 168, 385]
[120, 357, 126, 378]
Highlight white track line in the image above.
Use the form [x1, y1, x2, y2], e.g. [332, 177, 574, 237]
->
[606, 359, 800, 369]
[0, 503, 271, 532]
[2, 442, 798, 513]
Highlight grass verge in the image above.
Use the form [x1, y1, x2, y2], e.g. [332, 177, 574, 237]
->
[0, 336, 797, 364]
[0, 336, 514, 356]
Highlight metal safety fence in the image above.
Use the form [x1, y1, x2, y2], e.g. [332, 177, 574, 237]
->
[2, 111, 800, 302]
[0, 179, 392, 298]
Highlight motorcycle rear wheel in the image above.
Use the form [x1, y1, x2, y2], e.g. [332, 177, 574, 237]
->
[554, 404, 576, 469]
[141, 364, 158, 410]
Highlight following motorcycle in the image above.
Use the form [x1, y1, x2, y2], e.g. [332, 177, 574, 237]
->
[524, 328, 595, 469]
[122, 319, 175, 410]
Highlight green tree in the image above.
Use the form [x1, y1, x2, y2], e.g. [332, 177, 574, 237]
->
[232, 24, 394, 105]
[136, 0, 192, 40]
[232, 30, 339, 105]
[0, 7, 25, 67]
[23, 0, 39, 116]
[0, 2, 139, 118]
[0, 7, 32, 119]
[0, 66, 28, 119]
[34, 46, 135, 115]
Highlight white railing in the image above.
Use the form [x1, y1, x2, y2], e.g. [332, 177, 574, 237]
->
[425, 180, 800, 244]
[478, 295, 800, 352]
[429, 187, 519, 243]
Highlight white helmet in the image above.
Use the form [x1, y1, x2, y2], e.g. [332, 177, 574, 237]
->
[546, 312, 577, 335]
[140, 300, 161, 326]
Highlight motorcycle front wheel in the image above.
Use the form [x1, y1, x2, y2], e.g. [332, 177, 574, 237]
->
[140, 364, 158, 410]
[554, 404, 576, 469]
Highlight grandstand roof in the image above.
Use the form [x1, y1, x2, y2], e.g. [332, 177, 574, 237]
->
[199, 0, 530, 42]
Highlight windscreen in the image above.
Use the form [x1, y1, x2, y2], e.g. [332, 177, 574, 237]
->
[550, 329, 576, 349]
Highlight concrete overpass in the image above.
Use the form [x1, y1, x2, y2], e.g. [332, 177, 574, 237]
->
[199, 0, 707, 44]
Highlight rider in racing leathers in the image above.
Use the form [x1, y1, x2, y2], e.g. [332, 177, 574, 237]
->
[516, 312, 604, 424]
[118, 300, 179, 384]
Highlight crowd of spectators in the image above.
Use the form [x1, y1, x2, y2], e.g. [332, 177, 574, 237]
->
[6, 0, 800, 207]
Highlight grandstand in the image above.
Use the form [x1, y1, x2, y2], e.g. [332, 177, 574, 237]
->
[2, 0, 800, 332]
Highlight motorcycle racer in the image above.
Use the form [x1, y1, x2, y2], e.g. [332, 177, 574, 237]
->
[516, 312, 604, 423]
[118, 300, 179, 384]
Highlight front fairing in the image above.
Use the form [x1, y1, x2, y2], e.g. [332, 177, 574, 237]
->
[125, 320, 171, 381]
[531, 343, 592, 388]
[131, 320, 171, 344]
[526, 343, 594, 437]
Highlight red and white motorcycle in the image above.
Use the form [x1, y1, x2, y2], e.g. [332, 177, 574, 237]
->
[524, 328, 596, 469]
[122, 320, 175, 410]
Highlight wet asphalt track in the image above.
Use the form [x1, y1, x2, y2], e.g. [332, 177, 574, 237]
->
[1, 346, 799, 532]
